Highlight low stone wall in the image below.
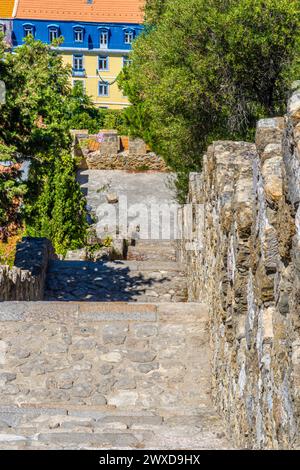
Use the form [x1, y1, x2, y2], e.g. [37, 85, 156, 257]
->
[73, 130, 169, 172]
[178, 90, 300, 449]
[85, 151, 169, 172]
[0, 238, 54, 301]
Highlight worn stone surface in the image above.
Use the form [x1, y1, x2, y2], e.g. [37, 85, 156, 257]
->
[0, 238, 55, 301]
[77, 169, 178, 240]
[74, 131, 168, 172]
[44, 259, 187, 302]
[0, 302, 231, 450]
[178, 93, 300, 449]
[85, 151, 169, 172]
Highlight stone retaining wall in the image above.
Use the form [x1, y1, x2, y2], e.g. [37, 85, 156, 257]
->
[85, 151, 169, 172]
[0, 238, 54, 301]
[178, 89, 300, 449]
[73, 130, 169, 172]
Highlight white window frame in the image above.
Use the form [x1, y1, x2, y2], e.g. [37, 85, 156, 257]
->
[100, 31, 108, 49]
[98, 56, 109, 71]
[24, 26, 34, 37]
[49, 28, 59, 42]
[124, 30, 134, 45]
[73, 54, 84, 71]
[98, 81, 109, 97]
[74, 29, 83, 43]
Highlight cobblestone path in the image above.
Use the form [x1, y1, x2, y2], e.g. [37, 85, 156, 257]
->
[1, 209, 232, 448]
[44, 241, 186, 302]
[0, 302, 231, 449]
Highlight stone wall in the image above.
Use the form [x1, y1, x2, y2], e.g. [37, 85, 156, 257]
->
[73, 131, 169, 172]
[85, 151, 169, 172]
[0, 238, 54, 301]
[178, 89, 300, 449]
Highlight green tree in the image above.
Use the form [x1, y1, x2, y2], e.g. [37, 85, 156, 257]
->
[120, 0, 300, 200]
[144, 0, 168, 24]
[0, 37, 89, 251]
[0, 144, 27, 240]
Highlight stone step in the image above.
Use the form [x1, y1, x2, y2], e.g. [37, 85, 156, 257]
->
[47, 260, 183, 272]
[0, 406, 231, 450]
[0, 300, 230, 449]
[0, 301, 207, 323]
[44, 260, 187, 302]
[127, 241, 177, 262]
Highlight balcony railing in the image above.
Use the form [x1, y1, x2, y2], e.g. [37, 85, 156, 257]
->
[72, 68, 86, 77]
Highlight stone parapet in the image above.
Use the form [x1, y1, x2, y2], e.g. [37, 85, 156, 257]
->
[73, 130, 169, 172]
[179, 91, 300, 449]
[0, 237, 54, 301]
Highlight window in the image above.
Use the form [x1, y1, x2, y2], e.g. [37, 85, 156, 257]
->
[73, 55, 84, 71]
[124, 30, 134, 45]
[0, 24, 5, 34]
[98, 56, 109, 71]
[24, 26, 34, 37]
[74, 29, 83, 43]
[100, 31, 108, 49]
[98, 82, 109, 97]
[49, 28, 59, 42]
[123, 56, 132, 67]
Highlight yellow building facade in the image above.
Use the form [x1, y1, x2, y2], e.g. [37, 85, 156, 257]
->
[62, 52, 130, 110]
[12, 0, 145, 110]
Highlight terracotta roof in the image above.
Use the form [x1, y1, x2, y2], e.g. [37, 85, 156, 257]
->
[15, 0, 145, 24]
[0, 0, 15, 19]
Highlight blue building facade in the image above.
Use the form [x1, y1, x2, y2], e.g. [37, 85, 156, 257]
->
[2, 0, 145, 109]
[12, 19, 143, 52]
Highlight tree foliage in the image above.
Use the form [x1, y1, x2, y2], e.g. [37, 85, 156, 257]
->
[0, 38, 93, 252]
[25, 152, 88, 255]
[120, 0, 300, 200]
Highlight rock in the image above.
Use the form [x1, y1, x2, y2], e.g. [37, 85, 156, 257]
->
[0, 373, 16, 384]
[145, 290, 159, 298]
[106, 193, 119, 204]
[107, 391, 139, 407]
[90, 394, 107, 405]
[127, 350, 157, 363]
[0, 434, 27, 443]
[71, 353, 84, 361]
[73, 362, 92, 371]
[72, 384, 93, 398]
[1, 384, 20, 395]
[73, 339, 96, 351]
[114, 377, 136, 390]
[134, 325, 158, 338]
[0, 420, 10, 431]
[65, 249, 87, 261]
[46, 342, 69, 354]
[0, 341, 7, 365]
[100, 352, 122, 363]
[57, 372, 75, 390]
[96, 377, 116, 395]
[102, 324, 128, 345]
[14, 349, 30, 360]
[100, 364, 114, 375]
[288, 92, 300, 119]
[138, 363, 159, 374]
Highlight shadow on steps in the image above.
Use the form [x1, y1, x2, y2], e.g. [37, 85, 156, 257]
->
[44, 259, 187, 302]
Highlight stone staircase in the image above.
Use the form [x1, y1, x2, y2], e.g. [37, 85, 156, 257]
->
[0, 239, 233, 449]
[0, 302, 231, 449]
[127, 240, 177, 262]
[44, 240, 187, 302]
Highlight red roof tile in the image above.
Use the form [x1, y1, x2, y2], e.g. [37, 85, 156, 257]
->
[0, 0, 15, 19]
[15, 0, 145, 24]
